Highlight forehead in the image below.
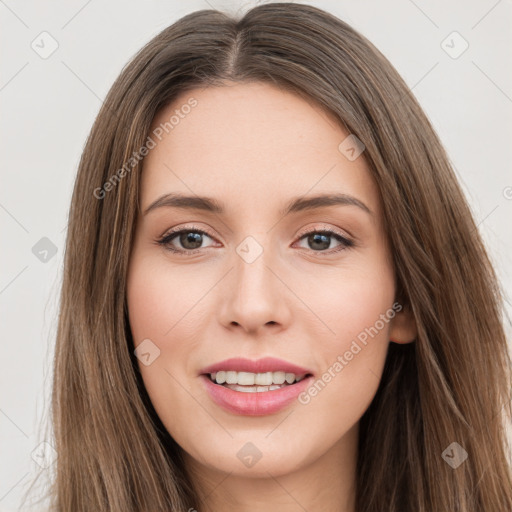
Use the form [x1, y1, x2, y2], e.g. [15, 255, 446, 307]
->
[140, 81, 380, 221]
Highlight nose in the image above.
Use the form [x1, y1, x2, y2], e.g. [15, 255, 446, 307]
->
[217, 244, 292, 335]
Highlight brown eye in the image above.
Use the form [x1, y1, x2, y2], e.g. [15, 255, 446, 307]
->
[157, 227, 216, 254]
[295, 229, 354, 254]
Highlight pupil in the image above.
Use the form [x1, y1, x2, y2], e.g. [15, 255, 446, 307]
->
[309, 233, 329, 250]
[180, 232, 202, 249]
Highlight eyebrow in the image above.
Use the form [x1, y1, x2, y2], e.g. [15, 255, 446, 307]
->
[143, 192, 372, 217]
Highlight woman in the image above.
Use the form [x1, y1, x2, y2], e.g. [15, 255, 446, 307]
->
[43, 3, 512, 511]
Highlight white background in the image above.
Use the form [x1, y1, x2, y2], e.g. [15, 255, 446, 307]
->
[1, 0, 511, 510]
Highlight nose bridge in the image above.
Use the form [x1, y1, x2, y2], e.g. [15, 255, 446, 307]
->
[219, 232, 289, 332]
[234, 233, 278, 305]
[235, 237, 272, 295]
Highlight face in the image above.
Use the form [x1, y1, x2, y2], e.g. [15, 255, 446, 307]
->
[126, 81, 416, 480]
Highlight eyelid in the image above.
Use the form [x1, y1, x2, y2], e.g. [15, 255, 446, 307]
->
[161, 223, 215, 239]
[296, 224, 352, 240]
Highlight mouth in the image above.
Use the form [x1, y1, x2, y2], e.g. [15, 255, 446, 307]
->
[198, 357, 315, 415]
[199, 368, 315, 416]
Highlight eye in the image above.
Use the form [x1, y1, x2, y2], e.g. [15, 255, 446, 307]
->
[156, 225, 217, 255]
[156, 225, 355, 256]
[294, 227, 354, 254]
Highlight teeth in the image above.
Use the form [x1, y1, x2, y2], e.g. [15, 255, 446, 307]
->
[255, 372, 273, 386]
[210, 371, 306, 386]
[223, 383, 288, 393]
[285, 373, 296, 384]
[273, 371, 285, 384]
[215, 371, 226, 384]
[237, 372, 255, 385]
[226, 371, 237, 384]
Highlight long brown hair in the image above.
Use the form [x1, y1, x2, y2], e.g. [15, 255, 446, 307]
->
[33, 3, 512, 510]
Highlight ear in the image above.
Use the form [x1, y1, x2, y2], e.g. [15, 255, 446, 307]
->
[389, 304, 417, 344]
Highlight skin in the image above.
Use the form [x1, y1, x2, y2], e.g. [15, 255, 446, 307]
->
[126, 81, 417, 512]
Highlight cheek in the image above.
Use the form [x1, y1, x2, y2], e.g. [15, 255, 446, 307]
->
[298, 253, 395, 355]
[294, 260, 395, 432]
[126, 254, 208, 345]
[126, 253, 216, 439]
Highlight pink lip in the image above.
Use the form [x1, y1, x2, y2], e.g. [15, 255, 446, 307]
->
[200, 374, 315, 416]
[199, 357, 314, 416]
[199, 357, 313, 376]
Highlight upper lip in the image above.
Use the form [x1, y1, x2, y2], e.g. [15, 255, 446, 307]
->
[200, 357, 313, 376]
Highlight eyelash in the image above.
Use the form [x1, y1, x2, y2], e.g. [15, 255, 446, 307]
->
[155, 224, 355, 256]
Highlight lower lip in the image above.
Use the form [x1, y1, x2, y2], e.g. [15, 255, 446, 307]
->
[200, 374, 314, 416]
